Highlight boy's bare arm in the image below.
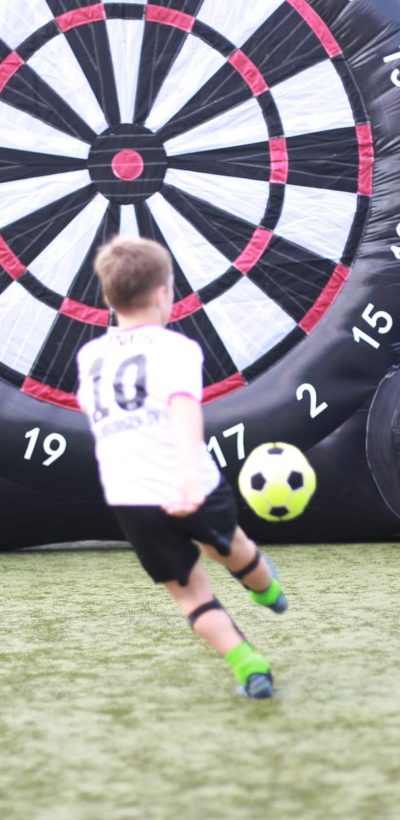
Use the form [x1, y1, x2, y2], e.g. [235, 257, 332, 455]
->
[163, 394, 206, 517]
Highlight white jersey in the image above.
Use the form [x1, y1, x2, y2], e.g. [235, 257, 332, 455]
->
[76, 325, 220, 505]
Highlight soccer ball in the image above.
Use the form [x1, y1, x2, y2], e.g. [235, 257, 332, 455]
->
[238, 442, 317, 522]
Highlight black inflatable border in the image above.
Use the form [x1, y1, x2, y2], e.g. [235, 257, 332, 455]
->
[1, 0, 400, 548]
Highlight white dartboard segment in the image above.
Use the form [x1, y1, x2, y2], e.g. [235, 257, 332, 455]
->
[271, 60, 355, 137]
[0, 100, 90, 159]
[276, 184, 358, 263]
[0, 0, 52, 49]
[0, 170, 92, 229]
[204, 276, 296, 371]
[145, 36, 226, 132]
[29, 194, 109, 295]
[119, 204, 140, 237]
[147, 192, 231, 290]
[164, 97, 269, 156]
[0, 282, 57, 375]
[165, 168, 269, 226]
[197, 0, 285, 49]
[28, 37, 109, 136]
[106, 20, 145, 124]
[0, 171, 90, 227]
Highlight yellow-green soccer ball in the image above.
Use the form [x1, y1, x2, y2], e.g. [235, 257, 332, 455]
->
[238, 442, 317, 522]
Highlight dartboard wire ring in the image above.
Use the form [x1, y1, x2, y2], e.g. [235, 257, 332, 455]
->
[0, 0, 374, 411]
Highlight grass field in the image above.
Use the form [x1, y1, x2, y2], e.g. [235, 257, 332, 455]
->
[0, 542, 399, 820]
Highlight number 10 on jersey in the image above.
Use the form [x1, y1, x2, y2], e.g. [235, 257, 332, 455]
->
[90, 355, 147, 422]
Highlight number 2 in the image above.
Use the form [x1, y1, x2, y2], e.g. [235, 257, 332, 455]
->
[296, 384, 328, 418]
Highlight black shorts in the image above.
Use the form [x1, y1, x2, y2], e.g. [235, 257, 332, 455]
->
[113, 475, 237, 586]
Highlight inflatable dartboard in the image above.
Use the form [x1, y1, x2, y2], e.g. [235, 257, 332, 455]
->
[0, 0, 400, 548]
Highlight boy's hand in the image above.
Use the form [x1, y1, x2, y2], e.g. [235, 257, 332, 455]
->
[163, 479, 205, 517]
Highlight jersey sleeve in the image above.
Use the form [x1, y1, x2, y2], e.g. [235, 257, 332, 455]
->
[162, 335, 204, 403]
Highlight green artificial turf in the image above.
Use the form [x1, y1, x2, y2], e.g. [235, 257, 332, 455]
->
[0, 543, 399, 820]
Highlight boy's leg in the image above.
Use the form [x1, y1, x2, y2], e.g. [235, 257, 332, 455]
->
[200, 526, 288, 613]
[164, 561, 273, 698]
[165, 561, 242, 656]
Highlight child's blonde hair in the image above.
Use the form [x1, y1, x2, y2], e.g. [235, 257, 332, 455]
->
[94, 236, 173, 312]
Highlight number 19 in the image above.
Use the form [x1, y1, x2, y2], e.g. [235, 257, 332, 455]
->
[24, 427, 67, 466]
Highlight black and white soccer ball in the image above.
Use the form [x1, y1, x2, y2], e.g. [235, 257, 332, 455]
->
[238, 442, 317, 522]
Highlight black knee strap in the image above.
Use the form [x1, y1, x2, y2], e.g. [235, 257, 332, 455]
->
[187, 597, 223, 628]
[230, 549, 261, 580]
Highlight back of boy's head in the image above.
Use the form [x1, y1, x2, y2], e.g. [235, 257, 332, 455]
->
[94, 236, 173, 312]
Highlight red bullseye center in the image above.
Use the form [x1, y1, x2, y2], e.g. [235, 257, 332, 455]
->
[111, 149, 144, 181]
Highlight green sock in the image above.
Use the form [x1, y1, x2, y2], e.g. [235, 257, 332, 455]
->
[224, 641, 270, 685]
[248, 577, 282, 607]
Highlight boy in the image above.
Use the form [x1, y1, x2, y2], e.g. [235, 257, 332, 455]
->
[77, 237, 288, 699]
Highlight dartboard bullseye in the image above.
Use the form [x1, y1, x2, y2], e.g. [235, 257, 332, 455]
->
[0, 0, 399, 548]
[88, 124, 167, 202]
[111, 150, 144, 182]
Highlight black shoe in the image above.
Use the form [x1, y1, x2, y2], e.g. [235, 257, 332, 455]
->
[238, 671, 274, 699]
[266, 555, 288, 614]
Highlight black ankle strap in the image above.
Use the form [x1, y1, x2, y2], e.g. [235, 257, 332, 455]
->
[230, 550, 261, 580]
[187, 598, 223, 628]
